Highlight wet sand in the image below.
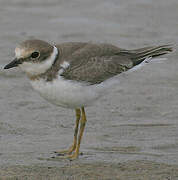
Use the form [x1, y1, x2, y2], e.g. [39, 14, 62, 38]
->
[1, 160, 178, 180]
[0, 0, 178, 179]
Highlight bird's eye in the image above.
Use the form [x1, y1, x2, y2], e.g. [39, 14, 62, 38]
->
[31, 52, 40, 59]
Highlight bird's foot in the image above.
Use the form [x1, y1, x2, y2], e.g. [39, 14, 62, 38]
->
[52, 150, 82, 160]
[54, 145, 76, 156]
[59, 152, 79, 160]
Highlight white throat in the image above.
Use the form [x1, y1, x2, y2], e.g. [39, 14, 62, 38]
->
[19, 46, 58, 76]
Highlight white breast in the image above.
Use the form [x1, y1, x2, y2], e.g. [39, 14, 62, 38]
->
[30, 76, 103, 109]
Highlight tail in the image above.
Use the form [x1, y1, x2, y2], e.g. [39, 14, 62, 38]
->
[131, 44, 175, 66]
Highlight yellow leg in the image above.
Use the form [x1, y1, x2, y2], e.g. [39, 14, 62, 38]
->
[54, 109, 81, 155]
[66, 107, 87, 159]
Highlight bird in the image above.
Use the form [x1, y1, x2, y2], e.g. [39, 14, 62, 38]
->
[4, 39, 173, 159]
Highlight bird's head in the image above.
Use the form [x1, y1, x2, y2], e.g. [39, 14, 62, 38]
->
[4, 39, 58, 76]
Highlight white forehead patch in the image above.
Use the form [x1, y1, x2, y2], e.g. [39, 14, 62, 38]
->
[15, 47, 25, 59]
[19, 46, 58, 76]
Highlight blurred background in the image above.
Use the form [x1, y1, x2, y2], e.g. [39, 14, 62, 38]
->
[0, 0, 178, 169]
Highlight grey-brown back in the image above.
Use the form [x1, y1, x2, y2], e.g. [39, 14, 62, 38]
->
[44, 42, 173, 84]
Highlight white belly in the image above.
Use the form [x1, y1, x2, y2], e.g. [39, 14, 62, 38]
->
[30, 76, 103, 109]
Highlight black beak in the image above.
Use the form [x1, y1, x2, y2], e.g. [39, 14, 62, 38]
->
[4, 58, 22, 69]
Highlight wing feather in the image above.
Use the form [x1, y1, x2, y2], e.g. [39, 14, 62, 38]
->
[61, 55, 133, 84]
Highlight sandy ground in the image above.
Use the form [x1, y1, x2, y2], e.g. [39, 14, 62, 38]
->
[0, 0, 178, 179]
[1, 160, 178, 180]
